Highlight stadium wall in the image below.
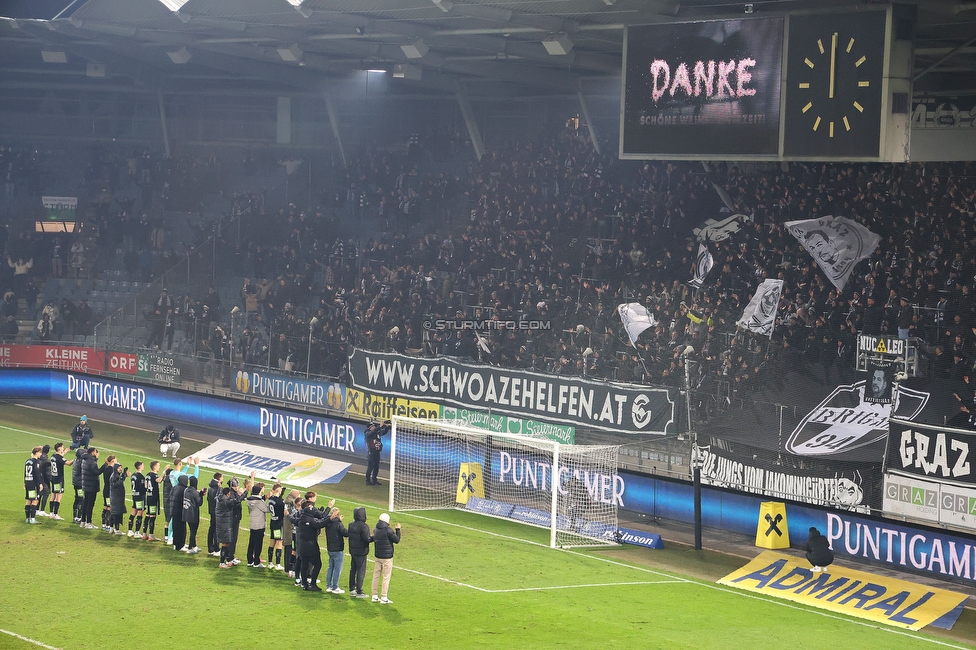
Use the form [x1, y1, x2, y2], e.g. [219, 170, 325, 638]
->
[4, 368, 976, 585]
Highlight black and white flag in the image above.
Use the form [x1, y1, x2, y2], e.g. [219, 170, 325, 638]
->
[786, 216, 881, 291]
[617, 303, 657, 347]
[736, 279, 783, 338]
[688, 243, 714, 289]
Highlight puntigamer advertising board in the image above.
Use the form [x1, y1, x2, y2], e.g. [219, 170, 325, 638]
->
[347, 349, 676, 435]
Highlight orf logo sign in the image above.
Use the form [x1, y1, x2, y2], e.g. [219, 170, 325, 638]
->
[107, 352, 138, 375]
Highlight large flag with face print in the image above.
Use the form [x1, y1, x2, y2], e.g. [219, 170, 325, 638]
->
[737, 279, 783, 338]
[786, 216, 881, 290]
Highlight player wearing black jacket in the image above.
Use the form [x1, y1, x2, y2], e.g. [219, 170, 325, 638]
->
[71, 448, 85, 522]
[141, 461, 164, 540]
[108, 464, 129, 535]
[182, 476, 204, 553]
[36, 446, 52, 517]
[80, 448, 101, 528]
[48, 443, 72, 520]
[294, 492, 333, 591]
[24, 447, 44, 524]
[99, 454, 118, 532]
[206, 473, 223, 555]
[128, 462, 146, 537]
[266, 484, 285, 569]
[347, 507, 372, 598]
[171, 474, 190, 551]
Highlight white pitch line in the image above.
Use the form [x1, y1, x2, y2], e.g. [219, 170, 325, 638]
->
[489, 580, 683, 593]
[0, 628, 62, 650]
[11, 403, 209, 444]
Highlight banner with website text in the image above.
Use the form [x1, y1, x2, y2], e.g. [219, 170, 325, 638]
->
[347, 349, 677, 435]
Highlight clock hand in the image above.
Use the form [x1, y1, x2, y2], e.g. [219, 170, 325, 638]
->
[828, 31, 838, 100]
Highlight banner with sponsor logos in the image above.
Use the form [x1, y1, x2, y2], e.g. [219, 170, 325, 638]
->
[195, 438, 350, 487]
[884, 473, 976, 533]
[441, 405, 575, 444]
[347, 349, 677, 435]
[886, 420, 976, 486]
[232, 369, 345, 411]
[0, 344, 105, 373]
[344, 387, 439, 421]
[720, 550, 968, 631]
[138, 351, 182, 384]
[696, 444, 874, 512]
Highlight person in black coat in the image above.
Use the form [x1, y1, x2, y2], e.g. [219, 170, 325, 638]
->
[324, 505, 349, 593]
[206, 472, 223, 555]
[108, 464, 129, 535]
[364, 420, 390, 486]
[347, 507, 373, 598]
[171, 474, 189, 551]
[80, 448, 101, 528]
[805, 527, 834, 572]
[182, 476, 204, 553]
[98, 454, 117, 531]
[215, 474, 251, 568]
[71, 448, 85, 522]
[294, 492, 333, 591]
[370, 513, 401, 604]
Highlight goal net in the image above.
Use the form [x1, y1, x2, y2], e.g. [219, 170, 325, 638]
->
[389, 416, 620, 548]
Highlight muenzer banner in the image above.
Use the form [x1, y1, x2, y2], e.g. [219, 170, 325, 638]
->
[347, 349, 677, 435]
[195, 438, 350, 488]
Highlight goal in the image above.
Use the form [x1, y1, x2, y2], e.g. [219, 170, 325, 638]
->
[389, 416, 620, 548]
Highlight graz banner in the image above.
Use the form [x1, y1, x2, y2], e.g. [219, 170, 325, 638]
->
[441, 405, 575, 444]
[883, 472, 976, 533]
[887, 420, 976, 485]
[232, 369, 345, 411]
[696, 444, 871, 512]
[720, 550, 968, 631]
[138, 351, 181, 384]
[348, 349, 676, 435]
[344, 387, 439, 421]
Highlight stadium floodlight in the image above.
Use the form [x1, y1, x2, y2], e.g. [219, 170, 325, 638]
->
[41, 51, 67, 63]
[400, 39, 428, 59]
[167, 46, 191, 64]
[542, 33, 573, 56]
[157, 0, 190, 10]
[389, 417, 620, 548]
[277, 43, 303, 62]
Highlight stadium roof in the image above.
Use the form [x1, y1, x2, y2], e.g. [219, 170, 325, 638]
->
[1, 0, 975, 100]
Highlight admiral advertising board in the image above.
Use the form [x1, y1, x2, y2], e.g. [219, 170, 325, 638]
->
[348, 349, 676, 435]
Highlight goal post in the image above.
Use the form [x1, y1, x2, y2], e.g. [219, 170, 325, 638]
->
[389, 416, 620, 548]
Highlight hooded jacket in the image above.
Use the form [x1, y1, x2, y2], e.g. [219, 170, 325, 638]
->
[81, 452, 100, 492]
[324, 511, 348, 552]
[109, 469, 127, 517]
[206, 478, 221, 515]
[246, 493, 269, 531]
[215, 490, 245, 544]
[347, 507, 372, 557]
[71, 448, 85, 488]
[805, 528, 834, 567]
[170, 474, 189, 523]
[296, 505, 329, 557]
[372, 519, 400, 559]
[283, 493, 298, 545]
[162, 473, 173, 516]
[183, 479, 203, 525]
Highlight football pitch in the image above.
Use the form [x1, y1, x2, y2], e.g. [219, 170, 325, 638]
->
[1, 401, 974, 650]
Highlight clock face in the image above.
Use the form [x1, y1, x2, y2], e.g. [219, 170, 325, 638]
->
[783, 11, 887, 158]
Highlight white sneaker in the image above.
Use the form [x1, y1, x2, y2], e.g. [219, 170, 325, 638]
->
[379, 597, 392, 604]
[275, 564, 284, 571]
[36, 511, 49, 518]
[209, 551, 220, 557]
[325, 587, 335, 593]
[812, 566, 822, 573]
[287, 571, 295, 578]
[51, 514, 64, 521]
[231, 558, 241, 565]
[127, 530, 135, 537]
[189, 547, 200, 554]
[332, 588, 344, 595]
[371, 595, 379, 603]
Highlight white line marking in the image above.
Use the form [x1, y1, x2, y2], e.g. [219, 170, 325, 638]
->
[489, 581, 680, 593]
[0, 628, 62, 650]
[11, 403, 208, 443]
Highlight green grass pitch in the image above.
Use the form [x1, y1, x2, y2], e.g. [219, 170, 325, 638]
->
[0, 401, 974, 650]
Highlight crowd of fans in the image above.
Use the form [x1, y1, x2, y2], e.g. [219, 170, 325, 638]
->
[4, 129, 976, 399]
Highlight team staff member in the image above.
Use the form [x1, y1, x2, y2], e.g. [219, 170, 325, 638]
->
[371, 513, 401, 604]
[108, 463, 129, 535]
[48, 442, 72, 520]
[24, 446, 45, 524]
[141, 460, 165, 541]
[347, 507, 372, 598]
[69, 415, 92, 450]
[80, 448, 101, 529]
[206, 472, 223, 556]
[158, 425, 181, 459]
[182, 476, 204, 553]
[71, 448, 85, 522]
[267, 483, 285, 570]
[127, 461, 146, 537]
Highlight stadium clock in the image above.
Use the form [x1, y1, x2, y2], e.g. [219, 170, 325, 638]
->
[783, 10, 887, 158]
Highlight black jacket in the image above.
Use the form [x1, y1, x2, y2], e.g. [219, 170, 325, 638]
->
[170, 475, 188, 523]
[72, 449, 85, 487]
[37, 454, 52, 484]
[347, 507, 372, 557]
[215, 490, 245, 544]
[324, 513, 348, 552]
[162, 474, 173, 516]
[372, 520, 400, 559]
[206, 478, 221, 515]
[81, 452, 100, 492]
[109, 469, 127, 517]
[296, 506, 329, 557]
[805, 529, 834, 567]
[99, 462, 114, 495]
[183, 487, 203, 525]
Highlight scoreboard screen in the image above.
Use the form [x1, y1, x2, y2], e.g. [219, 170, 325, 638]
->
[620, 17, 784, 159]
